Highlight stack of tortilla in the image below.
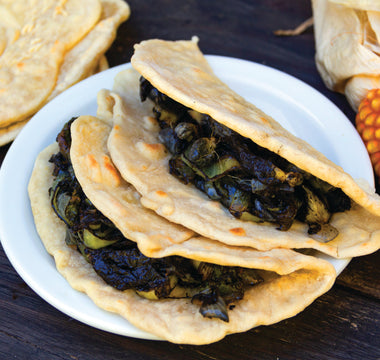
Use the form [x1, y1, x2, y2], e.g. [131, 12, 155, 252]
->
[312, 0, 380, 110]
[28, 39, 380, 344]
[0, 0, 130, 146]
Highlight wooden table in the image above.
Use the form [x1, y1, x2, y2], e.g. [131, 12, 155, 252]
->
[1, 1, 379, 359]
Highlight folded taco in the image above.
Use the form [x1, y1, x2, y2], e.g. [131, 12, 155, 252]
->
[106, 38, 380, 258]
[28, 113, 336, 344]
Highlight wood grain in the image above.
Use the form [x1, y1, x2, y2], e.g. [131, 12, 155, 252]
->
[0, 0, 379, 359]
[1, 246, 378, 360]
[337, 251, 380, 299]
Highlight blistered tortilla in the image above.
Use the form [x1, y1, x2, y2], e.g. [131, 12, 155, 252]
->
[71, 113, 194, 249]
[0, 0, 129, 145]
[0, 0, 102, 128]
[106, 41, 380, 258]
[46, 0, 130, 101]
[28, 115, 336, 344]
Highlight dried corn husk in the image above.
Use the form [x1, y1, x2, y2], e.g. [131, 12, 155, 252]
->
[312, 0, 380, 110]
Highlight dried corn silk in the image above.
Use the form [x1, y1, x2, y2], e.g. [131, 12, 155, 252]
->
[0, 0, 101, 128]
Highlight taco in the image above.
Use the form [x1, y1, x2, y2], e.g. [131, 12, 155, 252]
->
[28, 114, 336, 344]
[106, 38, 380, 258]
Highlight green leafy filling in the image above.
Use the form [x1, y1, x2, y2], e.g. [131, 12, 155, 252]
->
[140, 77, 351, 240]
[48, 120, 264, 322]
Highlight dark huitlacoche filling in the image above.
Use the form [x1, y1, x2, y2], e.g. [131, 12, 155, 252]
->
[48, 120, 264, 322]
[139, 77, 352, 241]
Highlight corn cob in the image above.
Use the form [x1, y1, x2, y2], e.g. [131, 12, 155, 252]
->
[356, 89, 380, 179]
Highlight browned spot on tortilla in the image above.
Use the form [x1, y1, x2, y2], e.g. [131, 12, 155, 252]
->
[87, 154, 98, 168]
[85, 154, 102, 183]
[156, 190, 168, 197]
[229, 227, 246, 236]
[102, 155, 121, 186]
[17, 62, 24, 70]
[142, 116, 160, 131]
[144, 116, 156, 122]
[55, 5, 64, 15]
[13, 30, 20, 42]
[146, 143, 164, 151]
[137, 141, 167, 160]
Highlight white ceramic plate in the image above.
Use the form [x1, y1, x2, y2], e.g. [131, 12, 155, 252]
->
[0, 56, 374, 340]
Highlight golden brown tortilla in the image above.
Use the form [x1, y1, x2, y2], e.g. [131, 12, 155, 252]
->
[0, 0, 129, 145]
[106, 42, 380, 258]
[28, 115, 336, 344]
[46, 0, 130, 101]
[0, 0, 102, 128]
[0, 56, 109, 147]
[0, 118, 28, 146]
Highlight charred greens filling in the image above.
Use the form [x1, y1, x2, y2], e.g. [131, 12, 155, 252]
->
[139, 77, 351, 240]
[48, 120, 264, 322]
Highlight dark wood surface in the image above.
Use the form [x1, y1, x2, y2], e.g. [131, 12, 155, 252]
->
[1, 1, 379, 359]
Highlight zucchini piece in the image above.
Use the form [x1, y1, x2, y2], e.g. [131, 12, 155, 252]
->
[202, 155, 241, 180]
[302, 186, 330, 225]
[89, 223, 101, 231]
[83, 229, 117, 249]
[188, 109, 204, 123]
[137, 274, 178, 300]
[179, 154, 205, 178]
[136, 290, 159, 300]
[181, 154, 240, 181]
[240, 211, 262, 222]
